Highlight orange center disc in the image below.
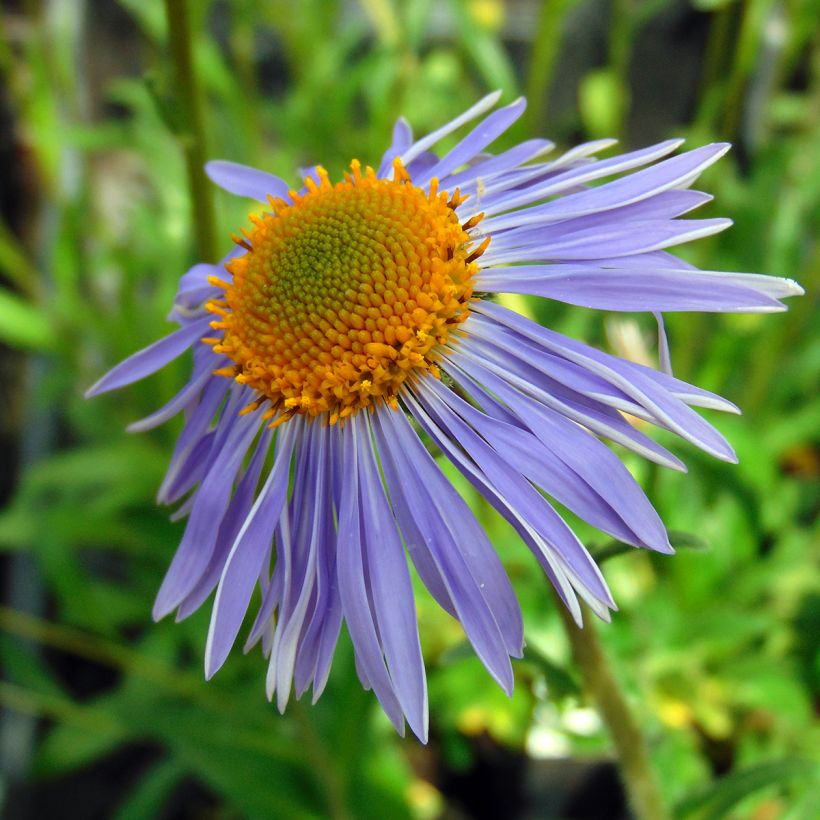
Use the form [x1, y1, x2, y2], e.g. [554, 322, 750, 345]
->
[204, 159, 488, 426]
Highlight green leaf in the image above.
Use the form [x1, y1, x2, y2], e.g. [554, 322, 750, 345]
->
[586, 530, 710, 565]
[0, 441, 166, 554]
[0, 289, 55, 350]
[579, 68, 626, 139]
[113, 758, 185, 820]
[690, 0, 738, 10]
[523, 643, 581, 701]
[674, 758, 820, 820]
[447, 0, 519, 95]
[38, 720, 128, 775]
[668, 531, 712, 552]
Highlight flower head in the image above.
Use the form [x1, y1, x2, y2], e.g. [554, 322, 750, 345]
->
[88, 92, 803, 741]
[205, 159, 479, 424]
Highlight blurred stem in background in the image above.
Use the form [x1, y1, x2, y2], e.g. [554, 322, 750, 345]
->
[721, 0, 770, 140]
[486, 309, 668, 818]
[292, 702, 352, 820]
[555, 594, 669, 820]
[163, 0, 219, 263]
[607, 0, 632, 141]
[525, 0, 570, 135]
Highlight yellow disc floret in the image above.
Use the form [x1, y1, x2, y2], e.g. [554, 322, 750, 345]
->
[204, 159, 487, 426]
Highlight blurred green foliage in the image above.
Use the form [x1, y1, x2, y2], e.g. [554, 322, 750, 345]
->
[0, 0, 818, 817]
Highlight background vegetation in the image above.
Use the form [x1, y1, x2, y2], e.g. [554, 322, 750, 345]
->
[0, 0, 817, 817]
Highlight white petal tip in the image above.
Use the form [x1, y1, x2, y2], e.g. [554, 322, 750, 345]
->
[783, 279, 805, 297]
[652, 540, 676, 555]
[85, 375, 117, 398]
[126, 413, 172, 433]
[726, 405, 743, 416]
[711, 142, 732, 157]
[276, 687, 291, 714]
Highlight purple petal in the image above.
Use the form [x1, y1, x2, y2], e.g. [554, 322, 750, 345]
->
[482, 189, 712, 241]
[85, 317, 210, 397]
[156, 378, 233, 504]
[152, 408, 265, 619]
[655, 313, 672, 374]
[481, 218, 731, 265]
[441, 139, 555, 191]
[335, 419, 405, 735]
[377, 116, 414, 176]
[356, 414, 428, 742]
[402, 386, 585, 626]
[476, 142, 726, 220]
[472, 304, 738, 462]
[173, 249, 244, 312]
[374, 407, 524, 661]
[305, 429, 351, 699]
[205, 160, 291, 201]
[469, 139, 682, 217]
[297, 166, 322, 186]
[476, 265, 790, 313]
[294, 433, 343, 700]
[126, 367, 213, 433]
[443, 349, 671, 551]
[420, 376, 615, 609]
[204, 424, 295, 677]
[178, 263, 217, 293]
[474, 299, 734, 414]
[461, 330, 686, 469]
[369, 414, 459, 619]
[399, 91, 502, 168]
[409, 382, 613, 625]
[266, 419, 322, 709]
[244, 547, 284, 652]
[413, 97, 527, 186]
[308, 579, 343, 703]
[175, 427, 274, 621]
[439, 361, 649, 546]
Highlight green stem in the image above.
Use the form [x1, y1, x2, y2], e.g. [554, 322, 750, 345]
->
[721, 0, 771, 140]
[525, 0, 569, 136]
[554, 595, 669, 820]
[163, 0, 219, 263]
[607, 0, 632, 142]
[292, 702, 351, 820]
[696, 5, 733, 130]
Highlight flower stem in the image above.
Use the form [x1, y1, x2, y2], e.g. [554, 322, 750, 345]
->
[163, 0, 219, 263]
[554, 596, 669, 820]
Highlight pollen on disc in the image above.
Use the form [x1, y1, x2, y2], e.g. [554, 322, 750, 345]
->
[204, 160, 485, 426]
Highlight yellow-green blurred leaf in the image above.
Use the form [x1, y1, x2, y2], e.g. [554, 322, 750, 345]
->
[0, 289, 54, 350]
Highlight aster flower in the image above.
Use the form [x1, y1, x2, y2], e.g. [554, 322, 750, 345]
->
[87, 92, 803, 741]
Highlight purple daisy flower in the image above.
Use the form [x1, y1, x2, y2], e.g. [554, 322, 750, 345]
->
[87, 92, 803, 741]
